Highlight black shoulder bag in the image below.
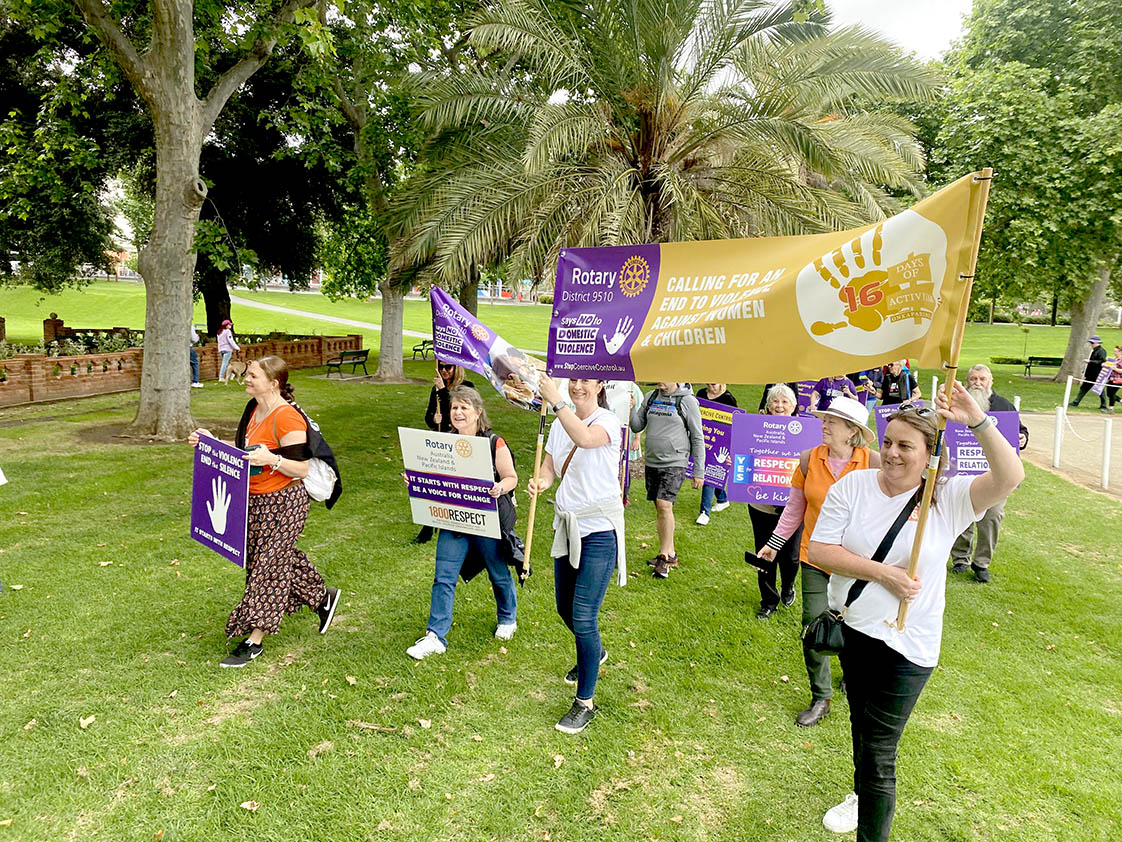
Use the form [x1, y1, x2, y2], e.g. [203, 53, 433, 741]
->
[802, 485, 923, 655]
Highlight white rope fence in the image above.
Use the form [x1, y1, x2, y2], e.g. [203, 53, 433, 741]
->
[1052, 374, 1116, 489]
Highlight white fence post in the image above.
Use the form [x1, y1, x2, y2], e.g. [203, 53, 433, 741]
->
[1103, 418, 1113, 490]
[1053, 406, 1064, 468]
[1063, 375, 1073, 410]
[1013, 395, 1021, 411]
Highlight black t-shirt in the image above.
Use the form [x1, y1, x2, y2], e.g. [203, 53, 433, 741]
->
[697, 388, 738, 407]
[1086, 345, 1107, 378]
[880, 371, 916, 405]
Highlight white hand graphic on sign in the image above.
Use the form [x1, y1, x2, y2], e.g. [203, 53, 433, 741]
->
[716, 446, 729, 465]
[602, 317, 634, 354]
[207, 476, 231, 535]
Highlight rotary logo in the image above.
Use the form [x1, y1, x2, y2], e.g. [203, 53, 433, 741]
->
[619, 255, 650, 298]
[454, 438, 473, 458]
[796, 211, 948, 356]
[470, 324, 490, 342]
[788, 419, 803, 435]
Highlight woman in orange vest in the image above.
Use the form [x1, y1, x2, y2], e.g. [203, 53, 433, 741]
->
[756, 396, 879, 727]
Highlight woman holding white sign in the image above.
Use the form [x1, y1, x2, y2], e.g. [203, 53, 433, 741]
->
[756, 396, 879, 727]
[809, 386, 1022, 840]
[528, 377, 625, 735]
[188, 356, 340, 668]
[406, 386, 520, 660]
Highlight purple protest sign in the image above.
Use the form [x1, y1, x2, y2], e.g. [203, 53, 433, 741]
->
[548, 244, 661, 380]
[872, 400, 930, 444]
[697, 398, 744, 489]
[796, 381, 816, 414]
[191, 434, 249, 567]
[943, 412, 1021, 475]
[728, 413, 823, 505]
[1092, 358, 1117, 396]
[430, 287, 542, 410]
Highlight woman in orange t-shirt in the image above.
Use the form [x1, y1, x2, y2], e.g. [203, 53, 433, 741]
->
[756, 396, 879, 728]
[189, 356, 339, 668]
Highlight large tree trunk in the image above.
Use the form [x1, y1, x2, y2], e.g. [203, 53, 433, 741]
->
[1057, 261, 1112, 381]
[374, 281, 406, 380]
[131, 111, 206, 439]
[459, 262, 479, 316]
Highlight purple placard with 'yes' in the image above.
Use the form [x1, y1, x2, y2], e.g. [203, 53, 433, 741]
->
[549, 244, 662, 379]
[191, 434, 249, 567]
[728, 413, 823, 505]
[1092, 358, 1117, 395]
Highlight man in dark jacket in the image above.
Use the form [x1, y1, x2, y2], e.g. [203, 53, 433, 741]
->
[1069, 335, 1108, 410]
[950, 364, 1027, 583]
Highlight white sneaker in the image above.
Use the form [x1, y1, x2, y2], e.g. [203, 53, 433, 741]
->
[823, 793, 859, 833]
[712, 500, 730, 513]
[191, 382, 204, 388]
[695, 512, 710, 525]
[495, 622, 517, 640]
[406, 631, 446, 660]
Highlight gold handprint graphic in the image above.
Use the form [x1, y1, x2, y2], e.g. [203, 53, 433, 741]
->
[809, 223, 937, 337]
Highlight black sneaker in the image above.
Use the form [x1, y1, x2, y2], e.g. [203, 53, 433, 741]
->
[972, 565, 991, 583]
[564, 648, 608, 685]
[781, 587, 796, 607]
[555, 699, 597, 734]
[951, 562, 970, 574]
[220, 639, 263, 668]
[756, 605, 777, 620]
[317, 587, 340, 634]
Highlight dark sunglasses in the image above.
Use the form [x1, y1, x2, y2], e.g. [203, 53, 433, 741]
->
[438, 364, 455, 371]
[897, 402, 935, 418]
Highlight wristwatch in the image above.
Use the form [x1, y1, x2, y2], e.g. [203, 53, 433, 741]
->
[551, 401, 566, 413]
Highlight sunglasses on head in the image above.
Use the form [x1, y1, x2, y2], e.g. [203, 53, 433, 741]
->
[897, 402, 935, 417]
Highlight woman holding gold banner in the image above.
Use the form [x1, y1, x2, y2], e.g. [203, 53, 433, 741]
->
[528, 376, 625, 735]
[809, 385, 1023, 840]
[756, 396, 879, 727]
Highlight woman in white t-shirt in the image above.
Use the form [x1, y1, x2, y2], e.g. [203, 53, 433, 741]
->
[808, 383, 1023, 841]
[529, 377, 625, 735]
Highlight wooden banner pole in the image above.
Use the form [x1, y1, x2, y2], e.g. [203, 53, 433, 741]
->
[895, 168, 993, 631]
[521, 400, 549, 583]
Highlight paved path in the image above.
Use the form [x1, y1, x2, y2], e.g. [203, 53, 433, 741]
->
[1020, 409, 1122, 499]
[230, 295, 547, 356]
[230, 295, 431, 339]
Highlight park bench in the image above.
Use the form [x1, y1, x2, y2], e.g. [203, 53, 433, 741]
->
[1024, 355, 1063, 377]
[412, 339, 434, 360]
[326, 348, 369, 377]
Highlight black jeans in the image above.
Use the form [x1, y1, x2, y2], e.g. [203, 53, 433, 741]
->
[1072, 378, 1106, 408]
[838, 625, 933, 842]
[747, 506, 801, 609]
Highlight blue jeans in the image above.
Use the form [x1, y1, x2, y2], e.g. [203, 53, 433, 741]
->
[219, 350, 233, 379]
[699, 484, 728, 514]
[427, 530, 516, 646]
[554, 530, 617, 700]
[839, 625, 933, 842]
[189, 348, 200, 383]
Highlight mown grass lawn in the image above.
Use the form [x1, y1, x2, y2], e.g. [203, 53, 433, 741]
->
[1, 362, 1120, 841]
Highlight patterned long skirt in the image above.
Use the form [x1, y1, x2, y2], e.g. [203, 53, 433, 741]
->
[226, 482, 327, 638]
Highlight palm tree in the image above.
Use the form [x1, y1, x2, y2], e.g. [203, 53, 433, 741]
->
[397, 0, 939, 284]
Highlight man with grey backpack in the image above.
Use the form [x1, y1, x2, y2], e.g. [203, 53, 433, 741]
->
[630, 383, 705, 579]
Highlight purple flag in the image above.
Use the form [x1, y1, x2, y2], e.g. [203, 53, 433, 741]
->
[942, 412, 1022, 475]
[430, 287, 542, 410]
[191, 434, 249, 567]
[728, 413, 823, 505]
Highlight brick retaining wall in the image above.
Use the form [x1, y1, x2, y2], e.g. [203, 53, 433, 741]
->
[0, 335, 362, 408]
